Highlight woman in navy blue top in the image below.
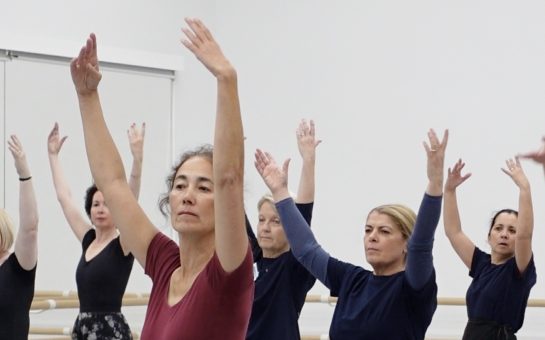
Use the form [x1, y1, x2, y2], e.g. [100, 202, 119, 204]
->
[254, 128, 448, 340]
[246, 119, 319, 340]
[443, 157, 536, 340]
[0, 135, 39, 340]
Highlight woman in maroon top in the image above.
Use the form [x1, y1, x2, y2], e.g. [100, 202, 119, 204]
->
[70, 18, 253, 340]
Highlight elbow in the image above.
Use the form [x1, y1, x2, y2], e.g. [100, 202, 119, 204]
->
[215, 169, 243, 190]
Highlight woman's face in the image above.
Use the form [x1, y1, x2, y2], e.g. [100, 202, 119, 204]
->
[488, 212, 517, 260]
[169, 156, 215, 235]
[364, 211, 407, 275]
[257, 201, 289, 258]
[90, 191, 114, 229]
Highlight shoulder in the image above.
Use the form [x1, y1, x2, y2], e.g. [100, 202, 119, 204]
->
[81, 229, 96, 247]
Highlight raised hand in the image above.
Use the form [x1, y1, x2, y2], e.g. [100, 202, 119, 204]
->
[423, 128, 449, 195]
[502, 157, 530, 190]
[519, 136, 545, 165]
[445, 159, 472, 192]
[254, 149, 290, 198]
[8, 135, 31, 178]
[47, 122, 68, 156]
[128, 122, 146, 162]
[296, 119, 321, 161]
[181, 18, 235, 78]
[70, 33, 102, 96]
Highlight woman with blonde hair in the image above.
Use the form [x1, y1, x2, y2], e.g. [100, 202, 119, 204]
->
[254, 129, 447, 339]
[0, 135, 39, 340]
[246, 119, 319, 340]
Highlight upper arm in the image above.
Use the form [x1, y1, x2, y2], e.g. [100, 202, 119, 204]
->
[214, 176, 248, 272]
[446, 231, 475, 269]
[14, 227, 38, 271]
[515, 187, 533, 274]
[515, 237, 533, 274]
[57, 197, 92, 242]
[102, 180, 158, 267]
[14, 180, 39, 270]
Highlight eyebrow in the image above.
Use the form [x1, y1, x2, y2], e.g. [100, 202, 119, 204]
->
[174, 174, 213, 184]
[365, 224, 393, 229]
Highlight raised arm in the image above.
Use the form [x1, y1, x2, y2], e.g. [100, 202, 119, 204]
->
[405, 129, 447, 289]
[47, 123, 92, 242]
[8, 136, 38, 270]
[70, 33, 157, 267]
[295, 119, 321, 204]
[443, 159, 475, 269]
[127, 122, 145, 199]
[181, 18, 247, 272]
[254, 149, 329, 283]
[501, 158, 533, 273]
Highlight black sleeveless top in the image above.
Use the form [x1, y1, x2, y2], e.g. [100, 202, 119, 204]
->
[0, 253, 36, 340]
[76, 229, 134, 312]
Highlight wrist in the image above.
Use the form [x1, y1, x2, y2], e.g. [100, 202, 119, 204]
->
[272, 187, 290, 202]
[216, 67, 237, 81]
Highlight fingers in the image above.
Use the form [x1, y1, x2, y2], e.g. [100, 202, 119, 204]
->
[181, 18, 211, 49]
[90, 33, 98, 62]
[424, 128, 448, 153]
[59, 136, 68, 149]
[48, 122, 59, 140]
[440, 129, 449, 148]
[7, 135, 23, 156]
[282, 158, 291, 175]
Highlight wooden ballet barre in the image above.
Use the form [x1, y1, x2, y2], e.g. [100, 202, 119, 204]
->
[29, 327, 140, 339]
[301, 336, 456, 340]
[304, 295, 545, 307]
[30, 297, 149, 311]
[33, 290, 150, 299]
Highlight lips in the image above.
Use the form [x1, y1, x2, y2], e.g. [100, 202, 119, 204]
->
[179, 211, 197, 217]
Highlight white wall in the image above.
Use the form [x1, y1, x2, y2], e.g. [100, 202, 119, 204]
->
[2, 0, 545, 338]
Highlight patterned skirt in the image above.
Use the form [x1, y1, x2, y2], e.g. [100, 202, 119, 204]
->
[71, 312, 132, 340]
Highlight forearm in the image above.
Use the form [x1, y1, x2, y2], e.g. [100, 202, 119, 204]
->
[276, 197, 329, 282]
[296, 157, 315, 204]
[78, 92, 127, 190]
[128, 156, 143, 199]
[19, 180, 39, 234]
[48, 154, 75, 203]
[516, 187, 533, 241]
[213, 73, 244, 181]
[406, 193, 442, 290]
[443, 190, 463, 238]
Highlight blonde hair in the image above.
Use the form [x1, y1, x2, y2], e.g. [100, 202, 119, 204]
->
[257, 194, 276, 211]
[0, 209, 15, 252]
[368, 204, 416, 240]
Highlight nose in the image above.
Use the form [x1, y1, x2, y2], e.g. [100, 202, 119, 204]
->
[182, 186, 196, 205]
[367, 229, 378, 242]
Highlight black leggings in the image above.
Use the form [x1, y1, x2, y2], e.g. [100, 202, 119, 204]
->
[462, 319, 516, 340]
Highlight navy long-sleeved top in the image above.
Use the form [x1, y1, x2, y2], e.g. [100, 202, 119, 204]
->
[246, 203, 316, 340]
[275, 194, 442, 340]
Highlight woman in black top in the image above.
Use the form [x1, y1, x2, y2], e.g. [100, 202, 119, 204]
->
[47, 122, 144, 339]
[0, 135, 39, 340]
